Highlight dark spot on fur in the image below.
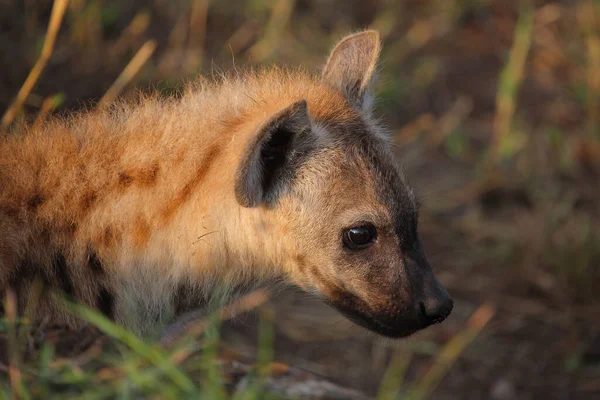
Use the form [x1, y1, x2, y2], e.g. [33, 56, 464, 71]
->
[96, 286, 114, 319]
[88, 248, 104, 275]
[118, 172, 133, 187]
[52, 253, 74, 297]
[27, 194, 44, 210]
[160, 144, 222, 224]
[118, 164, 160, 189]
[80, 191, 98, 212]
[136, 163, 160, 186]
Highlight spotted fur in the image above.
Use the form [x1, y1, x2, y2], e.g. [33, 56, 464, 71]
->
[0, 31, 452, 337]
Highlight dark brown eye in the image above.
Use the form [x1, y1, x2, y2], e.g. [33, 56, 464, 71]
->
[343, 225, 377, 249]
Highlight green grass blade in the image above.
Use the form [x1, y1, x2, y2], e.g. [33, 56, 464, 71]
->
[64, 300, 196, 393]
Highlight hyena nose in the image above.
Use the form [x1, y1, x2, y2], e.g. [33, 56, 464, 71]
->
[419, 296, 454, 326]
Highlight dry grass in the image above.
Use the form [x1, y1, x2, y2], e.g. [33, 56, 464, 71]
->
[1, 0, 69, 127]
[98, 39, 157, 107]
[0, 0, 599, 398]
[488, 2, 534, 168]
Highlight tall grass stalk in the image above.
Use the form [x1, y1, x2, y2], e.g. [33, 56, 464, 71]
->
[99, 40, 157, 107]
[488, 2, 534, 167]
[1, 0, 69, 128]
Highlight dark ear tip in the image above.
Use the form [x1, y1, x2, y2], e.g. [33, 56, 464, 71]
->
[287, 99, 311, 128]
[290, 99, 308, 114]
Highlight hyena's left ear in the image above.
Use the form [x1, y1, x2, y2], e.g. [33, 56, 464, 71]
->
[322, 30, 381, 112]
[235, 100, 312, 208]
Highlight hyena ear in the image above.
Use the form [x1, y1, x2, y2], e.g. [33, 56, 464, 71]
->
[322, 30, 381, 112]
[235, 100, 312, 208]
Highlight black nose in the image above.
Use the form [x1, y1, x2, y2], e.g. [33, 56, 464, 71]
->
[419, 297, 454, 325]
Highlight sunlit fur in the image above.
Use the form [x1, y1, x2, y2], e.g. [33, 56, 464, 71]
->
[0, 69, 358, 327]
[1, 31, 451, 337]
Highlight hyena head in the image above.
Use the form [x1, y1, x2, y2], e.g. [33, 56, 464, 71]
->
[234, 30, 453, 338]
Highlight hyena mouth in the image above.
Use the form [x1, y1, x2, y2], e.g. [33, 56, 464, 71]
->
[324, 288, 424, 338]
[341, 308, 423, 338]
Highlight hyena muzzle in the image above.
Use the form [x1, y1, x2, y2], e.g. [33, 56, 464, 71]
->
[0, 30, 452, 338]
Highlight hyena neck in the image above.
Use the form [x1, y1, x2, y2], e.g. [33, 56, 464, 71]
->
[146, 75, 331, 300]
[80, 98, 295, 334]
[117, 95, 294, 299]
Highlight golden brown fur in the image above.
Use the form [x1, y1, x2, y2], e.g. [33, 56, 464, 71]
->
[0, 31, 453, 338]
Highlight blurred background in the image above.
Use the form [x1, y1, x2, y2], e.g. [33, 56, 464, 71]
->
[1, 0, 599, 399]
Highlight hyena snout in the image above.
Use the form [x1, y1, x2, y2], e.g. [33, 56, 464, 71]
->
[407, 248, 453, 328]
[416, 276, 453, 327]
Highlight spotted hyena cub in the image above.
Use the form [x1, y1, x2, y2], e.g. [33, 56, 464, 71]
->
[0, 30, 453, 338]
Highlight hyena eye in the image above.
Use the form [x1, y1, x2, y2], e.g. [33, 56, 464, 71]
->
[343, 225, 377, 250]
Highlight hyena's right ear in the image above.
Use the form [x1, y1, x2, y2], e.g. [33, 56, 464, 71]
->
[322, 30, 381, 112]
[235, 100, 312, 208]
